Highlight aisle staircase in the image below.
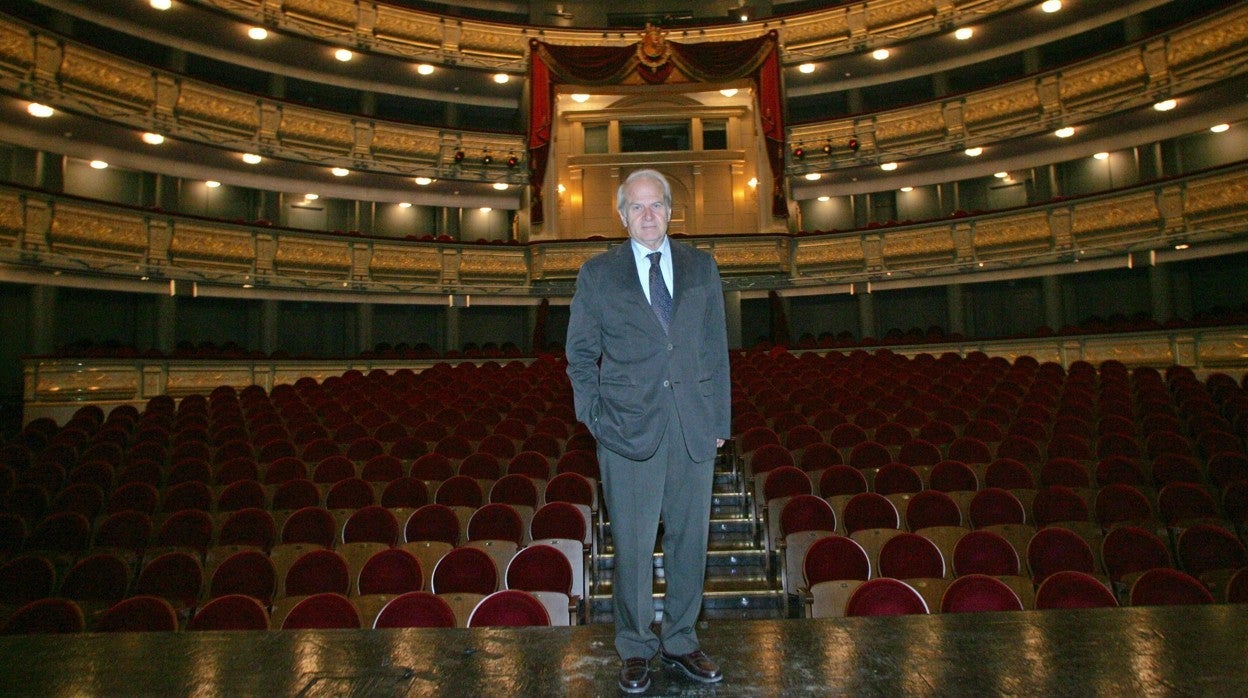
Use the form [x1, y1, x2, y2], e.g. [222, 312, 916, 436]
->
[587, 451, 783, 624]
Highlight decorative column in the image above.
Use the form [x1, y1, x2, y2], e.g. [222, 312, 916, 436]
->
[1149, 264, 1173, 324]
[260, 299, 280, 357]
[154, 295, 176, 355]
[357, 303, 374, 355]
[445, 306, 461, 355]
[946, 283, 966, 337]
[857, 291, 876, 341]
[723, 290, 742, 350]
[29, 285, 58, 355]
[1042, 275, 1063, 331]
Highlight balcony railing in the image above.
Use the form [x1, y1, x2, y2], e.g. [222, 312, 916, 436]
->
[22, 324, 1248, 422]
[1, 163, 1245, 298]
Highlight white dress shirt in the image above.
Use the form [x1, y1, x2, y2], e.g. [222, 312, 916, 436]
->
[630, 236, 673, 304]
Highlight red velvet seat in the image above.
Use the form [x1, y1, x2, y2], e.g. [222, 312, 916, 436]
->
[280, 593, 360, 629]
[952, 530, 1020, 577]
[844, 578, 928, 617]
[405, 504, 461, 546]
[358, 548, 424, 596]
[940, 574, 1024, 613]
[188, 594, 270, 631]
[1128, 568, 1215, 606]
[1034, 570, 1117, 610]
[467, 590, 550, 627]
[94, 596, 178, 633]
[208, 549, 277, 605]
[373, 591, 456, 629]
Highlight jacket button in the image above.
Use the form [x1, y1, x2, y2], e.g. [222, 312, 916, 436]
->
[662, 380, 670, 388]
[666, 343, 673, 351]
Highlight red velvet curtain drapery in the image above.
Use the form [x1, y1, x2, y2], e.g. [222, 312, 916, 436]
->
[527, 31, 787, 224]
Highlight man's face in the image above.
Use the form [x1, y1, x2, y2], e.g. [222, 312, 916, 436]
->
[620, 177, 670, 251]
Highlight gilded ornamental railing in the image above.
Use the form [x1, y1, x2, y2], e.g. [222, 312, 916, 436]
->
[0, 16, 525, 182]
[1, 164, 1245, 296]
[1, 6, 1243, 183]
[788, 2, 1248, 173]
[198, 0, 1038, 69]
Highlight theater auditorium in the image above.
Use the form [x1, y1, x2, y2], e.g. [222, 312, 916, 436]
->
[0, 0, 1247, 694]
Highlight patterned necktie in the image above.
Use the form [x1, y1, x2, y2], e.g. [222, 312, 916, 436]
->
[648, 251, 673, 334]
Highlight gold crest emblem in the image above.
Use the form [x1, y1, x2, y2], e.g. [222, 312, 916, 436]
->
[636, 23, 671, 69]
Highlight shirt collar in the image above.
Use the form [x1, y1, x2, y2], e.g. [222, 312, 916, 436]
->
[629, 236, 671, 265]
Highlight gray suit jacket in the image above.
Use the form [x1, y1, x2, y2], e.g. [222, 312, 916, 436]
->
[565, 238, 731, 463]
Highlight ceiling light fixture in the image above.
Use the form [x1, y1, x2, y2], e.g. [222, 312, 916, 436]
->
[150, 0, 172, 9]
[492, 182, 509, 191]
[570, 93, 590, 103]
[719, 88, 738, 97]
[493, 73, 510, 84]
[89, 160, 109, 170]
[872, 48, 891, 61]
[416, 64, 434, 75]
[954, 27, 974, 40]
[1054, 126, 1075, 138]
[1094, 152, 1109, 160]
[880, 162, 898, 171]
[965, 147, 983, 157]
[399, 202, 412, 208]
[304, 193, 319, 201]
[805, 173, 821, 181]
[994, 172, 1009, 178]
[334, 49, 353, 62]
[1041, 1, 1062, 13]
[1153, 98, 1177, 112]
[798, 63, 815, 74]
[1211, 123, 1231, 133]
[247, 27, 268, 40]
[205, 180, 221, 188]
[242, 153, 262, 164]
[480, 207, 492, 213]
[900, 187, 913, 192]
[331, 167, 349, 177]
[415, 177, 432, 186]
[817, 196, 830, 202]
[27, 103, 54, 118]
[142, 132, 165, 145]
[1174, 243, 1190, 250]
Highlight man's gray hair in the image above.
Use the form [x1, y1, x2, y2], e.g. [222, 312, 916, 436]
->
[616, 169, 672, 219]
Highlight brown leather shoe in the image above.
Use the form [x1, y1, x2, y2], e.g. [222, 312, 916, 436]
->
[660, 648, 723, 683]
[618, 657, 651, 694]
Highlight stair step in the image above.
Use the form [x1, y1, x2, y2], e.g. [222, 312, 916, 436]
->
[587, 587, 785, 623]
[585, 456, 778, 623]
[595, 547, 769, 570]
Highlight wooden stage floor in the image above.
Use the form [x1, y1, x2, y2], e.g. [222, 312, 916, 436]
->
[1, 605, 1246, 696]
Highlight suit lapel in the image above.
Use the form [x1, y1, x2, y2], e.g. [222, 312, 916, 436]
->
[610, 241, 667, 337]
[669, 239, 691, 323]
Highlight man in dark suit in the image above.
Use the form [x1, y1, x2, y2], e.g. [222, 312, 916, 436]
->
[565, 169, 731, 693]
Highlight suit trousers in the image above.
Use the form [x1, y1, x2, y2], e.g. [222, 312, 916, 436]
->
[599, 394, 715, 660]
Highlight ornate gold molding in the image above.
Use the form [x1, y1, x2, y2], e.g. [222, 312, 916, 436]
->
[196, 0, 1032, 68]
[23, 326, 1248, 420]
[788, 4, 1248, 173]
[3, 161, 1247, 294]
[0, 15, 525, 182]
